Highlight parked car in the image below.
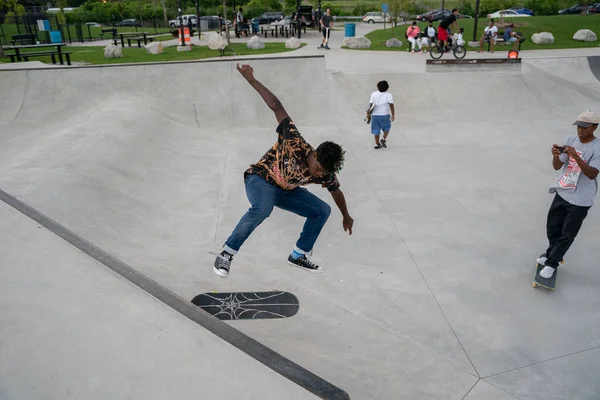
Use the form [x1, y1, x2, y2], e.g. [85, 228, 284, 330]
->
[362, 12, 391, 23]
[558, 3, 592, 14]
[199, 16, 231, 30]
[169, 14, 197, 28]
[85, 22, 102, 27]
[487, 9, 531, 17]
[116, 19, 141, 27]
[509, 7, 534, 15]
[416, 9, 449, 21]
[292, 6, 316, 27]
[252, 11, 284, 25]
[271, 15, 292, 28]
[586, 2, 600, 12]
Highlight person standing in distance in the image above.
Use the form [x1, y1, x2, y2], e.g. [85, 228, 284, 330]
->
[213, 64, 354, 278]
[437, 8, 459, 52]
[537, 111, 600, 280]
[367, 80, 395, 149]
[320, 8, 333, 49]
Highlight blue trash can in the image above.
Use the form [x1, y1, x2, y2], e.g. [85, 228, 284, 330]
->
[49, 30, 62, 43]
[344, 23, 355, 37]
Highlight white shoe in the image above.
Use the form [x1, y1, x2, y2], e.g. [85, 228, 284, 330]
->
[539, 266, 555, 279]
[536, 255, 547, 265]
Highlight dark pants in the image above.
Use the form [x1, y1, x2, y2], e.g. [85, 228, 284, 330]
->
[544, 194, 590, 268]
[224, 174, 331, 255]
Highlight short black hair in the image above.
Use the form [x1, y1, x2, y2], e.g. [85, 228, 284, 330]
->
[316, 141, 345, 174]
[377, 80, 389, 92]
[412, 21, 417, 25]
[490, 18, 494, 23]
[452, 8, 458, 12]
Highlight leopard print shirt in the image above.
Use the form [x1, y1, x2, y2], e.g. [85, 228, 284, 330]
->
[245, 118, 340, 192]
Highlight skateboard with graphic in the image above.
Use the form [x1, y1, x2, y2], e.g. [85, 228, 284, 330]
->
[191, 291, 299, 320]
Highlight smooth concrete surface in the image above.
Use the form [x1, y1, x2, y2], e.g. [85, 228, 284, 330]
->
[0, 201, 319, 400]
[2, 33, 600, 399]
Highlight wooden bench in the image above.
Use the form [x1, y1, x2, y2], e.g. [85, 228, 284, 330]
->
[8, 51, 72, 65]
[484, 31, 526, 51]
[127, 36, 154, 48]
[100, 28, 117, 40]
[11, 34, 36, 45]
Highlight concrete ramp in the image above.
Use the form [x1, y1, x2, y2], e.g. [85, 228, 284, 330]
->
[2, 55, 600, 400]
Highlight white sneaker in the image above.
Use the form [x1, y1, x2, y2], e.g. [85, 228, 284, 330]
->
[536, 255, 547, 265]
[539, 266, 555, 279]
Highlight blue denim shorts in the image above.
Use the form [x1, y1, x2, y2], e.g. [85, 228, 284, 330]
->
[371, 114, 391, 134]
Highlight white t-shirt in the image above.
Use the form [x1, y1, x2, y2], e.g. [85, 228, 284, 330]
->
[369, 91, 394, 116]
[484, 26, 498, 37]
[426, 26, 436, 38]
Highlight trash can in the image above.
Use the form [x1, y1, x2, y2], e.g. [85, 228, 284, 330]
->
[49, 30, 62, 43]
[345, 23, 355, 37]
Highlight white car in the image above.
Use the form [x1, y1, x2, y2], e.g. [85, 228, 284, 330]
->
[169, 14, 197, 28]
[271, 15, 292, 28]
[362, 12, 391, 23]
[487, 9, 531, 18]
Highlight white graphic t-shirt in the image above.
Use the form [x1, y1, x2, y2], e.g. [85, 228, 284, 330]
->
[484, 25, 498, 38]
[369, 91, 394, 116]
[550, 136, 600, 207]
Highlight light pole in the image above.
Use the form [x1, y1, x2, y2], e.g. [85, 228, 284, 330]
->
[195, 0, 200, 37]
[472, 0, 481, 42]
[177, 0, 185, 47]
[317, 0, 322, 33]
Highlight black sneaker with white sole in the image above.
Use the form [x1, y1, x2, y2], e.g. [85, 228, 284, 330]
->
[287, 255, 324, 272]
[213, 251, 233, 278]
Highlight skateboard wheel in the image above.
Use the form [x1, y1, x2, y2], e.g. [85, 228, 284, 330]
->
[532, 282, 537, 288]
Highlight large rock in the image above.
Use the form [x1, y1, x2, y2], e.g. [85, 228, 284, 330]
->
[341, 36, 371, 49]
[532, 32, 554, 44]
[144, 41, 164, 54]
[207, 32, 228, 50]
[385, 38, 402, 48]
[247, 35, 265, 50]
[285, 37, 301, 49]
[573, 29, 597, 42]
[103, 44, 122, 59]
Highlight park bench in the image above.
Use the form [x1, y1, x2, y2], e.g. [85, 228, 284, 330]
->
[11, 34, 36, 45]
[100, 28, 117, 40]
[127, 36, 154, 48]
[484, 30, 526, 51]
[5, 50, 72, 65]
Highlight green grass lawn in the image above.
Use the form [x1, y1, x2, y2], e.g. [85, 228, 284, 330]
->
[1, 42, 304, 65]
[356, 15, 600, 51]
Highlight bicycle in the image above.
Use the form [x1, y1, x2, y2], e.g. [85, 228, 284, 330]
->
[429, 40, 466, 60]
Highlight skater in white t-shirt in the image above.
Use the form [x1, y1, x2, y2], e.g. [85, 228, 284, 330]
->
[366, 80, 395, 149]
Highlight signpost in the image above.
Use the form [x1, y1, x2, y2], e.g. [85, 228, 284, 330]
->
[382, 3, 388, 30]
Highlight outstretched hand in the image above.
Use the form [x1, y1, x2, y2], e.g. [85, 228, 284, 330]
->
[236, 63, 255, 82]
[343, 216, 354, 236]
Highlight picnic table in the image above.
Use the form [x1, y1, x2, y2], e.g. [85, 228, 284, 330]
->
[3, 43, 71, 65]
[113, 32, 153, 48]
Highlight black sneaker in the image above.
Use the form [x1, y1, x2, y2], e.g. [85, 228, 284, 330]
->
[213, 251, 233, 278]
[381, 139, 387, 148]
[374, 143, 382, 149]
[287, 255, 324, 273]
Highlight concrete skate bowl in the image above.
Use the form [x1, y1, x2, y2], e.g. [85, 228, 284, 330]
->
[2, 55, 600, 399]
[588, 56, 600, 82]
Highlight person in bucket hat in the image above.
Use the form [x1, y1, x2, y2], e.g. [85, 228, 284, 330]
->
[537, 111, 600, 279]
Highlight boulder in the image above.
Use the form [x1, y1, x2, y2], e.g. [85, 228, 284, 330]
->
[385, 38, 402, 48]
[103, 44, 122, 59]
[247, 35, 265, 50]
[573, 29, 597, 42]
[532, 32, 554, 45]
[144, 41, 164, 54]
[285, 37, 301, 49]
[341, 36, 371, 49]
[207, 32, 228, 50]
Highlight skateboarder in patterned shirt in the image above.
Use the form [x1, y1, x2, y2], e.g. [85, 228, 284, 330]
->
[537, 110, 600, 280]
[213, 63, 354, 278]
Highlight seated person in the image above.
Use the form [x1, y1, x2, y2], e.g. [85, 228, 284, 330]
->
[406, 21, 421, 53]
[424, 20, 437, 44]
[504, 23, 522, 51]
[479, 19, 498, 53]
[453, 27, 465, 46]
[418, 33, 430, 52]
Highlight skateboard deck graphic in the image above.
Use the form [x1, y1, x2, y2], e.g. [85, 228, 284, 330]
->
[191, 291, 299, 320]
[532, 263, 557, 290]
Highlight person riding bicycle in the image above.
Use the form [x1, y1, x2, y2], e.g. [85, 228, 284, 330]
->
[437, 8, 459, 52]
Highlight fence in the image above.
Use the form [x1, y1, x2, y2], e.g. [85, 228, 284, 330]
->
[0, 14, 172, 45]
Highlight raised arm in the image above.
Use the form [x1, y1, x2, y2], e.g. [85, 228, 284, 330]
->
[236, 63, 289, 124]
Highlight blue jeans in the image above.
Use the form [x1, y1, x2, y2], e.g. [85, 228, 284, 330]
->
[224, 174, 331, 255]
